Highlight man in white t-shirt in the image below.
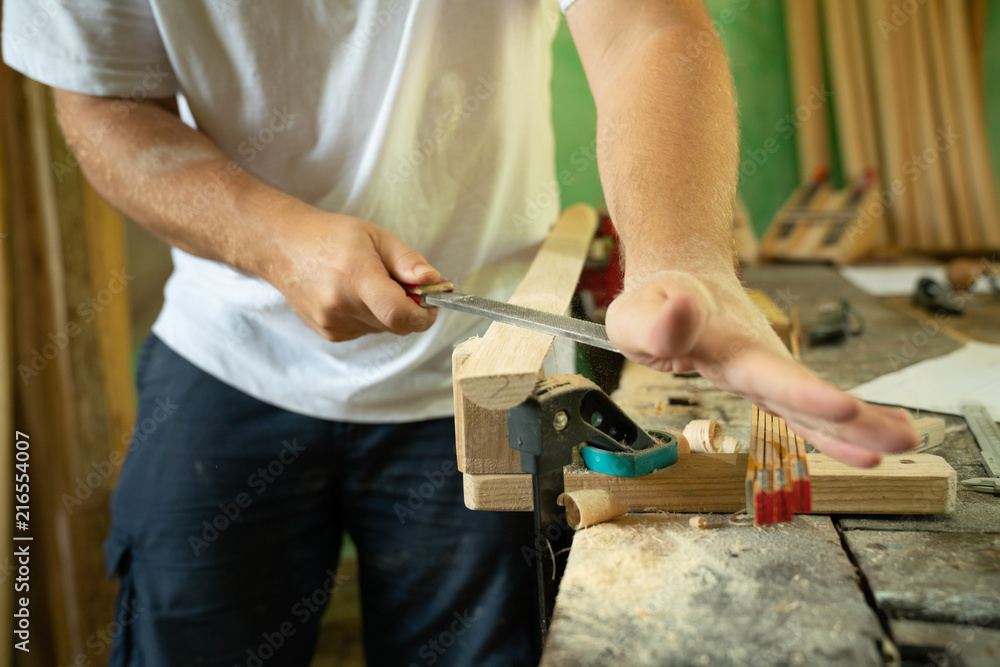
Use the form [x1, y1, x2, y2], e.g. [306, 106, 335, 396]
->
[2, 0, 918, 664]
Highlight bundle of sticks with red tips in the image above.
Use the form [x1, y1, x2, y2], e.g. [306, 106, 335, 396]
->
[746, 406, 812, 526]
[745, 309, 811, 526]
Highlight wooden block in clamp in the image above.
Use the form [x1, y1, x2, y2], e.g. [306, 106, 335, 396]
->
[453, 338, 520, 474]
[455, 204, 599, 411]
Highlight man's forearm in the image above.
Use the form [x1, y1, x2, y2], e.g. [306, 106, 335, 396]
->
[54, 90, 439, 340]
[54, 90, 309, 285]
[569, 3, 739, 283]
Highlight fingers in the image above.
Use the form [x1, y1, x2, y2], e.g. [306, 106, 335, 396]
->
[648, 294, 705, 358]
[349, 227, 441, 334]
[356, 268, 439, 334]
[376, 229, 440, 284]
[727, 349, 861, 423]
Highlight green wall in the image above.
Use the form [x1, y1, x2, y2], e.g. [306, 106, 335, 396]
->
[552, 0, 1000, 237]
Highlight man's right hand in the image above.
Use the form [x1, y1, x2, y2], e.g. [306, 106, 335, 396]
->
[264, 213, 442, 342]
[53, 89, 441, 344]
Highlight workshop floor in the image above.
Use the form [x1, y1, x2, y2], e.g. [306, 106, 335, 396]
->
[310, 558, 365, 667]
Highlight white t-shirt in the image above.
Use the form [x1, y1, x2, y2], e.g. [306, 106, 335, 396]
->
[3, 0, 579, 422]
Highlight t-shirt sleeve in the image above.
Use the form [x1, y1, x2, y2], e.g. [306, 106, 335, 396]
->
[558, 0, 577, 10]
[1, 0, 177, 97]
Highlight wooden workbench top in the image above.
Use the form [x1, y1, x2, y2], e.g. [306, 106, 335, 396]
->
[542, 265, 1000, 666]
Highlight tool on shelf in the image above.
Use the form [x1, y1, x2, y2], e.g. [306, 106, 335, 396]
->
[959, 402, 1000, 496]
[403, 280, 617, 351]
[505, 375, 678, 640]
[761, 168, 882, 265]
[808, 299, 865, 346]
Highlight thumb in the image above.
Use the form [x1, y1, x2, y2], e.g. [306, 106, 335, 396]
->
[375, 230, 440, 284]
[607, 275, 714, 360]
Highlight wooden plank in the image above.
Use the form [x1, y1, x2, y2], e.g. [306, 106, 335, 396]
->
[463, 452, 956, 514]
[452, 337, 518, 474]
[941, 0, 1000, 249]
[925, 0, 981, 250]
[541, 514, 884, 666]
[865, 0, 916, 247]
[783, 0, 830, 181]
[886, 0, 935, 251]
[907, 0, 958, 251]
[843, 0, 881, 173]
[824, 0, 867, 178]
[456, 204, 597, 410]
[843, 530, 1000, 627]
[838, 464, 1000, 534]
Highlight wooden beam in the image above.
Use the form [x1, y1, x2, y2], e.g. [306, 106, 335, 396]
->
[463, 452, 956, 515]
[865, 0, 916, 247]
[925, 0, 980, 250]
[783, 0, 830, 181]
[941, 0, 1000, 249]
[455, 204, 598, 410]
[453, 338, 518, 474]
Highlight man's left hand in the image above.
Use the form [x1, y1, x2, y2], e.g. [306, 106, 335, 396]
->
[605, 270, 919, 467]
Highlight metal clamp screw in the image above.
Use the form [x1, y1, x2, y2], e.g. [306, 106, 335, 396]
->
[553, 411, 569, 431]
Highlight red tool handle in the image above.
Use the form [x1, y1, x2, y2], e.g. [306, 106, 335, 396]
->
[400, 279, 455, 305]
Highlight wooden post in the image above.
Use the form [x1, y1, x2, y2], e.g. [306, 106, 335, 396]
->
[2, 64, 136, 666]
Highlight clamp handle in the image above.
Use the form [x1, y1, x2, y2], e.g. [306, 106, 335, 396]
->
[400, 279, 455, 306]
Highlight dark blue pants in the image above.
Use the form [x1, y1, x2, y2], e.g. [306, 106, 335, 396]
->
[106, 335, 539, 666]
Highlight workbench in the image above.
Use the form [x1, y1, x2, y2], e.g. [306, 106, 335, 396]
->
[540, 265, 1000, 666]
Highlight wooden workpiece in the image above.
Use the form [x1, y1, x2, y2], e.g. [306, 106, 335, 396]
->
[455, 204, 598, 410]
[463, 452, 955, 515]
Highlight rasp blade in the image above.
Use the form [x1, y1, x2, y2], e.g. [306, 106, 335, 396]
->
[424, 292, 618, 352]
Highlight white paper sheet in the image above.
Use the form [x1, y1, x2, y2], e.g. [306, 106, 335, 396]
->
[840, 265, 993, 297]
[849, 342, 1000, 419]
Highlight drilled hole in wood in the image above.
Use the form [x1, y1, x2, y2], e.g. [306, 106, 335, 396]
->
[668, 396, 698, 406]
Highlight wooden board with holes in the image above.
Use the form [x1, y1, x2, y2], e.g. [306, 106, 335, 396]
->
[463, 452, 956, 514]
